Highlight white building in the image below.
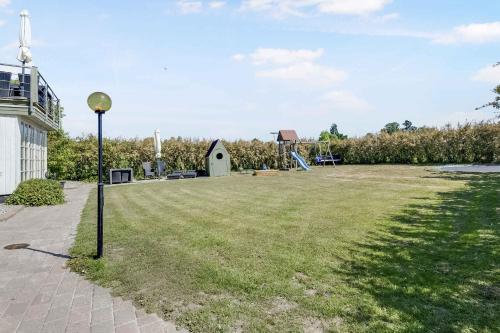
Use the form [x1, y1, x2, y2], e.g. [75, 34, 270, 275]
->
[0, 64, 61, 196]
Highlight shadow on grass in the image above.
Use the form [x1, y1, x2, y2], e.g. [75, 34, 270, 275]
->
[337, 173, 499, 332]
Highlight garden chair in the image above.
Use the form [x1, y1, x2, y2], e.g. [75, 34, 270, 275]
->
[38, 84, 47, 107]
[142, 162, 155, 179]
[18, 73, 30, 98]
[167, 170, 183, 180]
[182, 170, 197, 178]
[157, 160, 166, 177]
[0, 71, 11, 97]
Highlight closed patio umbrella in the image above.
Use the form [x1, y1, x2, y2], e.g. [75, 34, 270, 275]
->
[154, 129, 161, 159]
[154, 129, 162, 176]
[17, 10, 32, 94]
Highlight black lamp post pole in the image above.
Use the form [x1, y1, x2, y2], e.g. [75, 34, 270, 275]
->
[96, 110, 104, 258]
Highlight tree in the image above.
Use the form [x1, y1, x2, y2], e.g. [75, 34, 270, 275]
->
[383, 122, 400, 134]
[329, 123, 348, 140]
[476, 84, 500, 118]
[402, 120, 417, 131]
[476, 62, 500, 118]
[47, 130, 78, 180]
[319, 130, 332, 141]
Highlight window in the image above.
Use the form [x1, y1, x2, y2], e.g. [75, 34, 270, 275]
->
[20, 121, 47, 181]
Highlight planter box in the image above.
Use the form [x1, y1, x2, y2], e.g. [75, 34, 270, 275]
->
[109, 169, 133, 185]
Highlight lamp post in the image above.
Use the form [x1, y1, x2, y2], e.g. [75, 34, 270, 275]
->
[87, 92, 112, 259]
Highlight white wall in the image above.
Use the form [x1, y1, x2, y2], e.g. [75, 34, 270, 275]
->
[0, 115, 21, 195]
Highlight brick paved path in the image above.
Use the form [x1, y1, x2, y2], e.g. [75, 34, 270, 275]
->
[0, 182, 185, 333]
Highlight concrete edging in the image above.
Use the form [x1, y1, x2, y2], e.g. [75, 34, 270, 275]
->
[0, 205, 24, 222]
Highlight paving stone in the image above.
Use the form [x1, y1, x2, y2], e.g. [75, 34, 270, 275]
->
[17, 318, 44, 333]
[0, 301, 9, 316]
[41, 317, 67, 333]
[73, 294, 92, 307]
[5, 278, 26, 289]
[69, 308, 91, 325]
[91, 306, 113, 326]
[23, 302, 51, 320]
[113, 306, 137, 327]
[140, 321, 165, 333]
[66, 321, 92, 333]
[3, 301, 29, 316]
[52, 291, 74, 308]
[92, 295, 113, 310]
[56, 277, 78, 295]
[45, 304, 70, 323]
[91, 321, 115, 333]
[39, 283, 59, 294]
[72, 302, 93, 315]
[113, 300, 135, 313]
[0, 316, 21, 333]
[0, 183, 180, 333]
[31, 291, 54, 305]
[116, 321, 140, 333]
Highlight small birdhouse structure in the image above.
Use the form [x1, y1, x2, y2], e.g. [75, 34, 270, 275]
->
[205, 139, 231, 177]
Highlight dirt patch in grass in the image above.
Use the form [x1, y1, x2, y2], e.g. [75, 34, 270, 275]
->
[303, 317, 343, 333]
[267, 297, 298, 315]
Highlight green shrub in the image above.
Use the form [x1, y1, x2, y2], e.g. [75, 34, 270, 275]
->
[48, 122, 500, 182]
[6, 179, 65, 206]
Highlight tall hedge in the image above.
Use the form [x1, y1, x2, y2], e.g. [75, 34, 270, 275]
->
[48, 121, 499, 181]
[331, 122, 499, 164]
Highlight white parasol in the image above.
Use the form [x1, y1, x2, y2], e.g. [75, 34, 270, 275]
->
[154, 129, 161, 159]
[17, 10, 32, 64]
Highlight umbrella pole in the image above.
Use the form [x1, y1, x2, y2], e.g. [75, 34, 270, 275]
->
[21, 60, 25, 95]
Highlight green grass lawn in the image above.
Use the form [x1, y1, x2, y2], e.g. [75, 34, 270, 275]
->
[69, 165, 499, 333]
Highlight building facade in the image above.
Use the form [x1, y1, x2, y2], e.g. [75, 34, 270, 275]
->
[0, 64, 61, 196]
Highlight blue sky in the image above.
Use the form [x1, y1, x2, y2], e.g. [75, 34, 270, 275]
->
[1, 0, 499, 140]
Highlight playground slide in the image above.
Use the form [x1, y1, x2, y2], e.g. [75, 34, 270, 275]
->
[290, 151, 311, 171]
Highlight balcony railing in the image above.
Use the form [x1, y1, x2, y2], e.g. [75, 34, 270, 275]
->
[0, 62, 61, 129]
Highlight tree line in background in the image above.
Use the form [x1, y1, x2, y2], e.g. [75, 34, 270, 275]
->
[48, 121, 499, 182]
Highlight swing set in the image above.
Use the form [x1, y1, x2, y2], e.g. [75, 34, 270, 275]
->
[300, 140, 340, 167]
[313, 140, 341, 166]
[275, 130, 341, 169]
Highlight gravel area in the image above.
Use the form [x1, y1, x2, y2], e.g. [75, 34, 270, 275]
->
[0, 203, 9, 215]
[437, 164, 500, 173]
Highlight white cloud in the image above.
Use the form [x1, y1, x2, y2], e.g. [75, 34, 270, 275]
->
[372, 12, 399, 23]
[433, 22, 500, 44]
[0, 20, 5, 27]
[236, 47, 346, 86]
[240, 0, 392, 17]
[318, 0, 392, 15]
[177, 1, 203, 14]
[209, 1, 226, 9]
[322, 90, 372, 111]
[0, 0, 10, 7]
[231, 53, 246, 61]
[256, 62, 347, 86]
[472, 65, 500, 84]
[250, 48, 324, 65]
